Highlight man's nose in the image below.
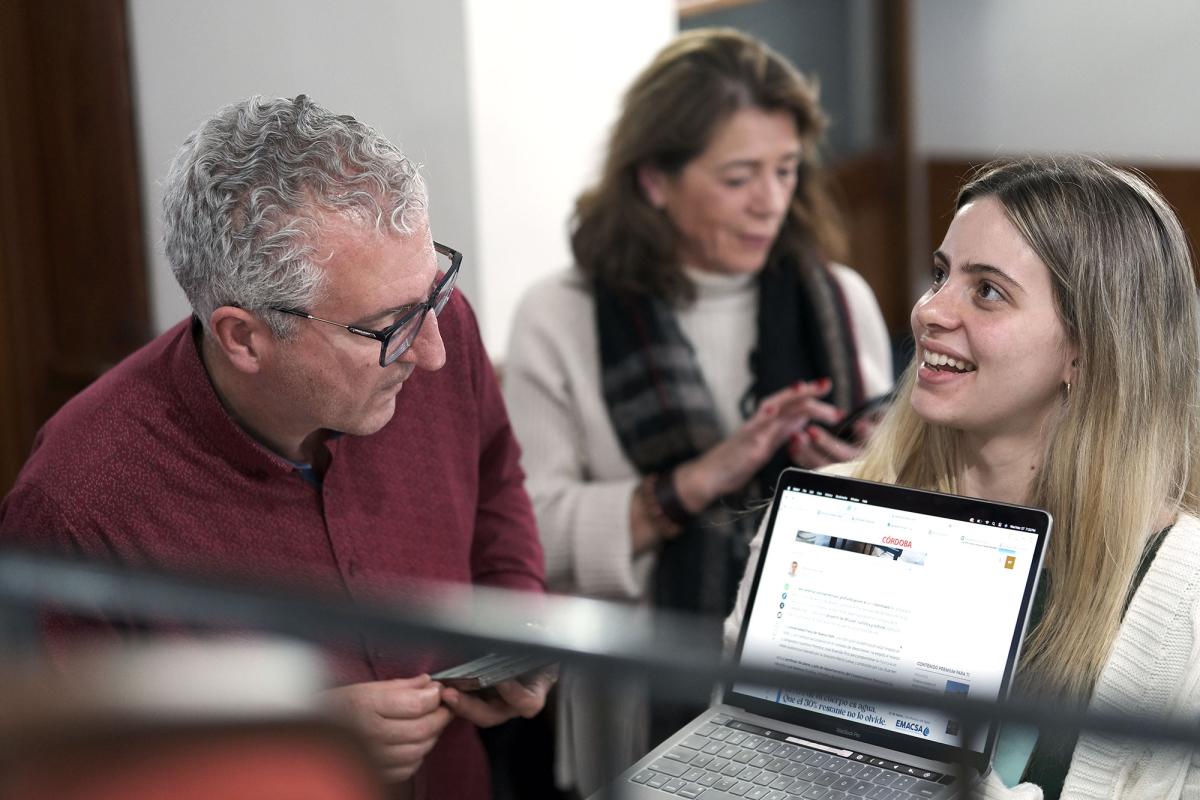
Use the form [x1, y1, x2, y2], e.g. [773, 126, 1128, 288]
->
[411, 311, 447, 372]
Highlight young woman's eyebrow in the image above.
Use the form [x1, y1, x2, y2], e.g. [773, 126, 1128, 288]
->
[933, 250, 1025, 292]
[961, 262, 1025, 292]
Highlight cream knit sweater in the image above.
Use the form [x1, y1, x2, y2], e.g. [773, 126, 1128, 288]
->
[503, 265, 893, 792]
[504, 266, 893, 602]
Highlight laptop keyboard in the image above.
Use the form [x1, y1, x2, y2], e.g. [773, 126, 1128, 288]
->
[628, 715, 957, 800]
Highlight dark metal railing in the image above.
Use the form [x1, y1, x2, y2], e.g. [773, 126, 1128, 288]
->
[0, 550, 1195, 798]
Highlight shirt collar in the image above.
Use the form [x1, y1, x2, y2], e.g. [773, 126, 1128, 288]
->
[168, 317, 298, 480]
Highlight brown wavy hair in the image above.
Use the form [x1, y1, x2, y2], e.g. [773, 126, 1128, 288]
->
[571, 28, 847, 301]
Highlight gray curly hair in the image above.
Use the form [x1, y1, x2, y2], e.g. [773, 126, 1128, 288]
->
[163, 94, 428, 337]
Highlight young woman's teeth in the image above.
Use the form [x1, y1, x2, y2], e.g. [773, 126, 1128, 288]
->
[924, 350, 976, 372]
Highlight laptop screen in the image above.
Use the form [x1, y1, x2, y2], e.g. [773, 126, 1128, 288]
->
[728, 469, 1050, 770]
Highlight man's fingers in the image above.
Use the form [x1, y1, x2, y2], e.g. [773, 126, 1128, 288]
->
[373, 734, 441, 771]
[371, 704, 454, 745]
[527, 663, 560, 689]
[380, 762, 423, 784]
[441, 686, 510, 728]
[369, 677, 445, 719]
[440, 669, 554, 727]
[324, 678, 453, 755]
[492, 677, 548, 718]
[323, 679, 456, 786]
[380, 767, 417, 784]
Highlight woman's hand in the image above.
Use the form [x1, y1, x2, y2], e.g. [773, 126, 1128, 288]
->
[787, 413, 880, 469]
[673, 379, 844, 512]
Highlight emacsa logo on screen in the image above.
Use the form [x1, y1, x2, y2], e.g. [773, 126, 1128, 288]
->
[896, 720, 931, 736]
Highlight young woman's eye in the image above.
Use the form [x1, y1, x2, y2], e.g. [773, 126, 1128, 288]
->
[976, 281, 1003, 301]
[930, 265, 947, 288]
[723, 177, 749, 189]
[776, 165, 798, 182]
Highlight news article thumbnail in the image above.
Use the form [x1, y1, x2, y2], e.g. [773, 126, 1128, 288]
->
[795, 529, 928, 566]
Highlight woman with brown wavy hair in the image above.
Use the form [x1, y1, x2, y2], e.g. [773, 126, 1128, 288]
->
[503, 28, 892, 793]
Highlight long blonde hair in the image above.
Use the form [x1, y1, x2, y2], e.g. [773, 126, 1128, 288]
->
[858, 157, 1200, 702]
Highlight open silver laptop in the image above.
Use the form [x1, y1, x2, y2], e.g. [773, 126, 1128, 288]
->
[597, 468, 1051, 800]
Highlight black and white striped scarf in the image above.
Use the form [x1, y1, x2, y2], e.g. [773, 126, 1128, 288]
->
[595, 251, 865, 618]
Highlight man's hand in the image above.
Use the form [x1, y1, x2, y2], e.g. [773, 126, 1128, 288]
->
[322, 674, 453, 783]
[439, 666, 557, 728]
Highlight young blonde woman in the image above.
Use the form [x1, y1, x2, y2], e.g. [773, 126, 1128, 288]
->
[727, 156, 1200, 799]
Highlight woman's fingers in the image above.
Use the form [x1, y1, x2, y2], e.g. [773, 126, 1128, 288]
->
[750, 379, 835, 429]
[778, 397, 841, 426]
[688, 378, 868, 501]
[788, 424, 862, 468]
[759, 378, 831, 409]
[807, 424, 862, 464]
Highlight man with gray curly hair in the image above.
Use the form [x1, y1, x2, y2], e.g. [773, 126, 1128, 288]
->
[0, 95, 548, 799]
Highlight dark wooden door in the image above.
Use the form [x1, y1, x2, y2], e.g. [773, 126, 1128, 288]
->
[0, 0, 149, 495]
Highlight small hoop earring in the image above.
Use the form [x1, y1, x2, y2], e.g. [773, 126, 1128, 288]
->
[1065, 381, 1072, 396]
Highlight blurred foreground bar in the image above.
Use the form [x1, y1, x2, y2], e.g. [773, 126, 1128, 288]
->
[0, 549, 1198, 794]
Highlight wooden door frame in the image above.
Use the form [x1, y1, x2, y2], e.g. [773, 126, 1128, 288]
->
[0, 0, 149, 495]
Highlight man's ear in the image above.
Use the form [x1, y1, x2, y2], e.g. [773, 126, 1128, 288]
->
[208, 306, 274, 374]
[637, 163, 671, 209]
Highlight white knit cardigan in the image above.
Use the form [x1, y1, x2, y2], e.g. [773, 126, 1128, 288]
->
[1054, 511, 1200, 799]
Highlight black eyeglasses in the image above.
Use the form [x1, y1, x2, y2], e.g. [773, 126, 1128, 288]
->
[271, 241, 462, 367]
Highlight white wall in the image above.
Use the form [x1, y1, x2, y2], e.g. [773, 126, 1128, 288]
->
[129, 0, 478, 333]
[464, 0, 676, 353]
[128, 0, 675, 357]
[914, 0, 1200, 162]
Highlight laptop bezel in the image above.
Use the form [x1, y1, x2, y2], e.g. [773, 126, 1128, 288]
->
[723, 468, 1051, 773]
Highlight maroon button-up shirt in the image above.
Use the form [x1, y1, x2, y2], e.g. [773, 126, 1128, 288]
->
[0, 293, 545, 799]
